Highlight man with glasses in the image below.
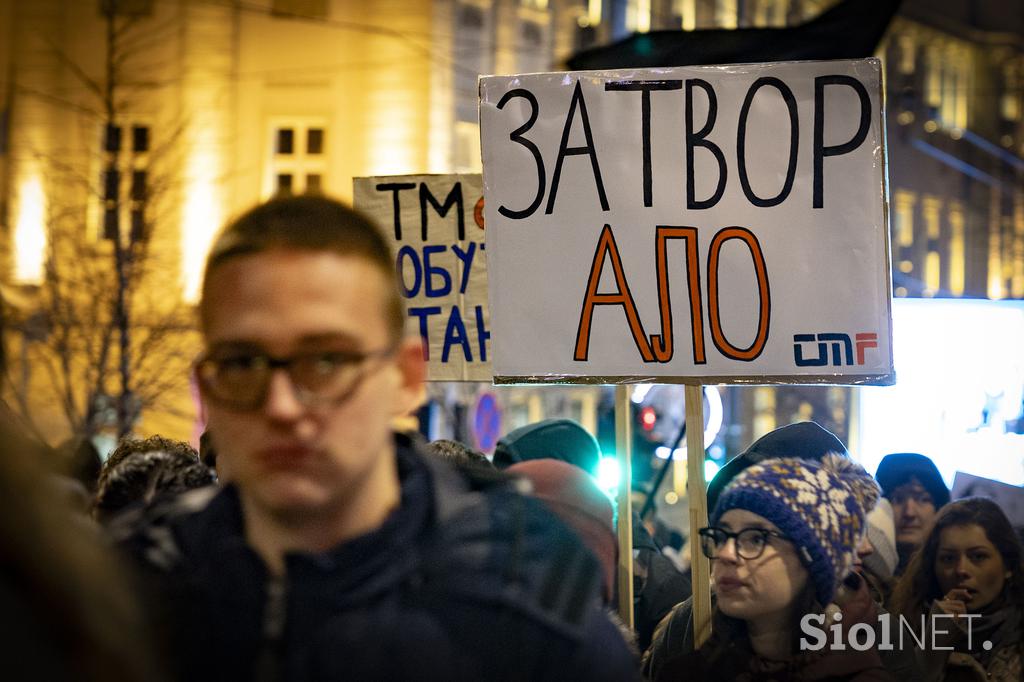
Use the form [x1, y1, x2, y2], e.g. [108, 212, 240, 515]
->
[118, 196, 637, 681]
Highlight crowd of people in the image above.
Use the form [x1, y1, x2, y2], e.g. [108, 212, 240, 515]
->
[1, 194, 1021, 681]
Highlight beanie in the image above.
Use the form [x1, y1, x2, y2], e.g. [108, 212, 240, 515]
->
[493, 419, 601, 473]
[862, 498, 898, 579]
[875, 452, 950, 508]
[712, 454, 880, 605]
[507, 458, 617, 604]
[707, 421, 849, 511]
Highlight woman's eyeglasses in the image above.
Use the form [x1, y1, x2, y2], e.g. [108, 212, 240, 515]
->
[698, 526, 789, 560]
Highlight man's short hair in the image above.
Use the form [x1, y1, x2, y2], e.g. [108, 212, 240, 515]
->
[93, 436, 215, 523]
[200, 195, 404, 341]
[426, 439, 493, 469]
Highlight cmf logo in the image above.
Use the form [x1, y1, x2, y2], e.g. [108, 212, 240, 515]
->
[793, 332, 878, 366]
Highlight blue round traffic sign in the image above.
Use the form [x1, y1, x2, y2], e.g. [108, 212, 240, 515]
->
[472, 392, 502, 453]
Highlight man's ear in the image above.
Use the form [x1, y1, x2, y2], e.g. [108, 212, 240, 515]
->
[391, 335, 427, 419]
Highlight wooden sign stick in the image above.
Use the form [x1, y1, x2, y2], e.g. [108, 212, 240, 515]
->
[685, 384, 712, 648]
[615, 384, 634, 628]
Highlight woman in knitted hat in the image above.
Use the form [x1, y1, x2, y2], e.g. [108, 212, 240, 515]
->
[643, 454, 893, 681]
[890, 497, 1023, 682]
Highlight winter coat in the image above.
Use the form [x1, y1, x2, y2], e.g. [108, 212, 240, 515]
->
[114, 433, 640, 682]
[642, 586, 910, 682]
[632, 513, 693, 652]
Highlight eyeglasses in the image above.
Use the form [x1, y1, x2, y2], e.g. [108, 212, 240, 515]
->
[698, 526, 789, 561]
[195, 346, 394, 411]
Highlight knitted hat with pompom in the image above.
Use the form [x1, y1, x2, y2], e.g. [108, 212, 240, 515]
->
[712, 454, 880, 605]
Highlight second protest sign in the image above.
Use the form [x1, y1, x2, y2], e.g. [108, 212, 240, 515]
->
[354, 174, 491, 381]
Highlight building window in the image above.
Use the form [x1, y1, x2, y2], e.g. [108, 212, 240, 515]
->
[1013, 193, 1024, 298]
[98, 0, 153, 17]
[948, 202, 965, 296]
[626, 0, 651, 33]
[276, 128, 294, 155]
[924, 36, 971, 132]
[922, 195, 943, 296]
[130, 170, 146, 201]
[696, 0, 717, 28]
[460, 4, 485, 28]
[266, 120, 327, 198]
[940, 44, 970, 131]
[521, 21, 543, 47]
[0, 108, 8, 155]
[749, 0, 786, 27]
[306, 128, 324, 155]
[715, 0, 737, 29]
[271, 0, 328, 20]
[96, 122, 150, 243]
[893, 190, 917, 297]
[517, 19, 550, 74]
[1002, 59, 1022, 123]
[132, 125, 149, 153]
[924, 43, 942, 110]
[454, 3, 493, 123]
[895, 32, 916, 75]
[673, 0, 696, 29]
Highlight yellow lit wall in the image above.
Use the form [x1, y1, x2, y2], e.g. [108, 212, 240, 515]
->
[181, 148, 222, 303]
[12, 172, 46, 284]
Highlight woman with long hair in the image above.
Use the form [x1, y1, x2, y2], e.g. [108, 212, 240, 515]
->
[890, 497, 1023, 681]
[644, 454, 895, 681]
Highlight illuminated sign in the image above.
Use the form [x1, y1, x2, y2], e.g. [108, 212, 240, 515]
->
[856, 299, 1024, 487]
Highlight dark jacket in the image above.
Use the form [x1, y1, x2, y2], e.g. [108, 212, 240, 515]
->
[916, 600, 1022, 682]
[631, 513, 692, 652]
[643, 590, 910, 682]
[115, 434, 639, 681]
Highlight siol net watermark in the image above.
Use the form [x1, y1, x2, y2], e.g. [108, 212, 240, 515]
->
[800, 611, 992, 652]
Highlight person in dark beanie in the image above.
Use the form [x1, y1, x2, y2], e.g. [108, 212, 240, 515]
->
[493, 418, 602, 473]
[707, 421, 848, 512]
[93, 436, 216, 524]
[645, 455, 892, 682]
[875, 452, 950, 576]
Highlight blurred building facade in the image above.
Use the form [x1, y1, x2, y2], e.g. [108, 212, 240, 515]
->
[0, 0, 607, 446]
[0, 0, 1021, 462]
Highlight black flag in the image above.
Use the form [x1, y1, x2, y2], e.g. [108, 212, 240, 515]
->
[566, 0, 903, 70]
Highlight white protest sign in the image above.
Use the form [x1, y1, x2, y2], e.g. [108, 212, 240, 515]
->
[479, 59, 893, 384]
[354, 174, 491, 381]
[952, 472, 1024, 528]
